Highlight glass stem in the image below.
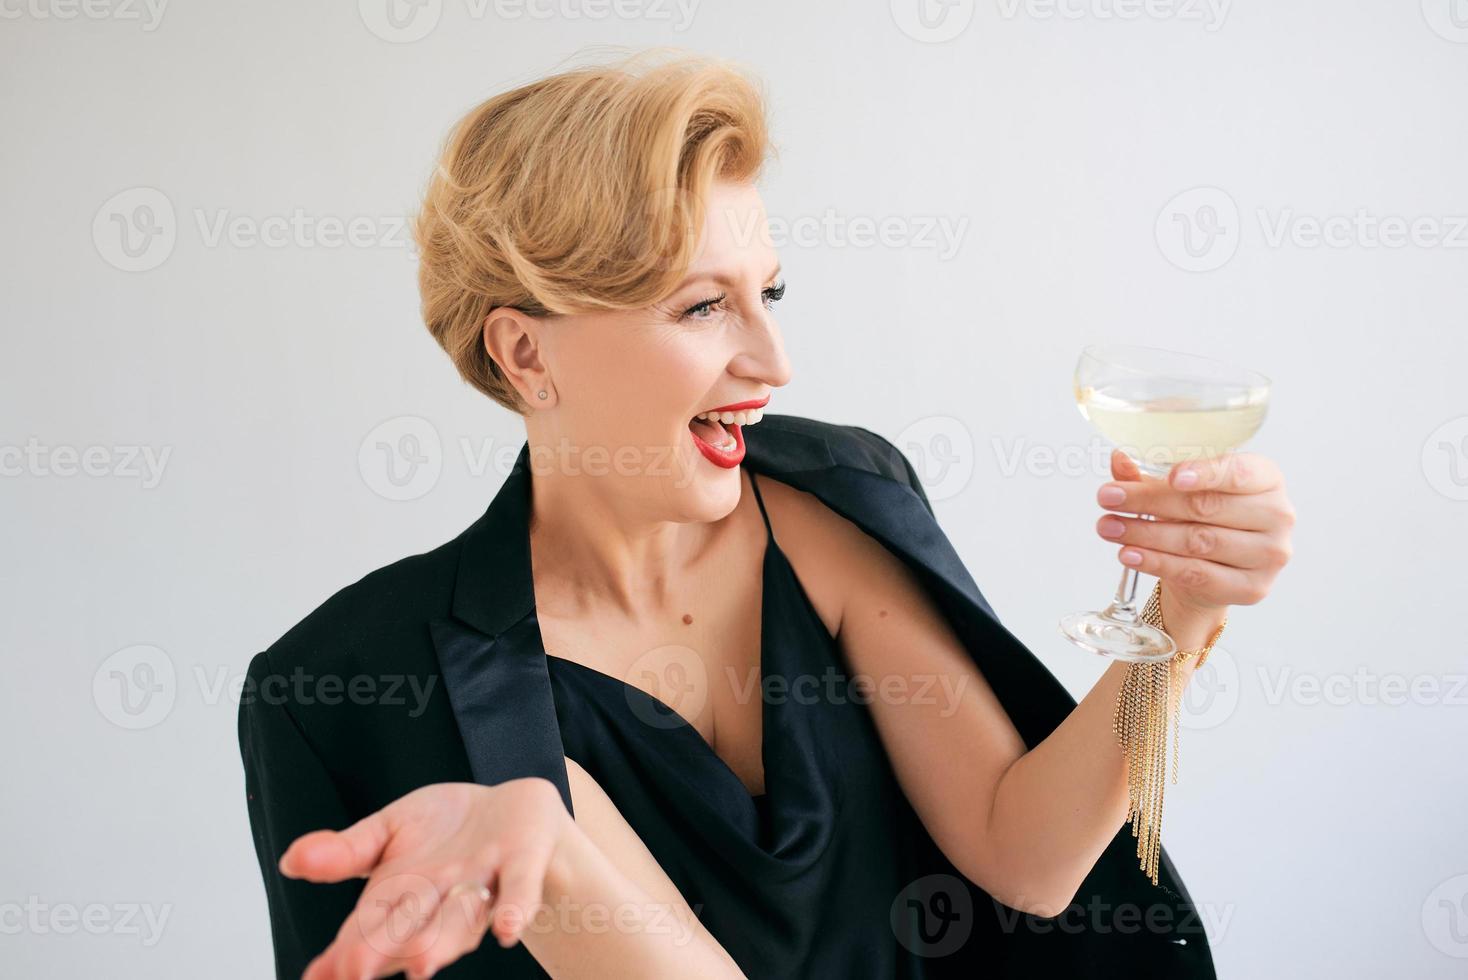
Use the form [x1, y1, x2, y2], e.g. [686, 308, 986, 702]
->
[1104, 513, 1154, 624]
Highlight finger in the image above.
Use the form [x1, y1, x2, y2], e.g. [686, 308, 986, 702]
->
[308, 872, 443, 980]
[304, 876, 430, 980]
[1109, 448, 1143, 483]
[402, 884, 496, 979]
[1097, 481, 1290, 532]
[1097, 515, 1290, 571]
[487, 849, 552, 948]
[281, 810, 392, 883]
[1169, 452, 1282, 495]
[1114, 545, 1269, 607]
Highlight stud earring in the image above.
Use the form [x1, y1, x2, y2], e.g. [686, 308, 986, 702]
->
[537, 390, 548, 400]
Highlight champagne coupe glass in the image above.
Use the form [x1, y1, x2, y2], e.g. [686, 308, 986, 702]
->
[1059, 344, 1271, 662]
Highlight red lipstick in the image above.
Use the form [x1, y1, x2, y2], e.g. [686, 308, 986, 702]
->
[688, 396, 768, 469]
[691, 416, 746, 468]
[699, 396, 770, 414]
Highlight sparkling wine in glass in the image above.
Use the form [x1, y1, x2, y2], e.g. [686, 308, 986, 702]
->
[1059, 344, 1271, 662]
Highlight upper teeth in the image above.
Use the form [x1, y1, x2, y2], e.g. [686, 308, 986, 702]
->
[694, 408, 764, 426]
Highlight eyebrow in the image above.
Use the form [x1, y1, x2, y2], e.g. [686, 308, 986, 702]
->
[678, 261, 782, 291]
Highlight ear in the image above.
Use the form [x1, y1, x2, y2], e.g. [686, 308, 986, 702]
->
[483, 307, 553, 407]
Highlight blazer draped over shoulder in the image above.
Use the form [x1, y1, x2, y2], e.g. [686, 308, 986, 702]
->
[238, 413, 1218, 979]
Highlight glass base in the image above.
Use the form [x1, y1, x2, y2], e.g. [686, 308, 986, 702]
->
[1059, 609, 1177, 663]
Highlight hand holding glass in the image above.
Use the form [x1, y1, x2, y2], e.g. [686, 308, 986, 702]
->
[1059, 344, 1270, 662]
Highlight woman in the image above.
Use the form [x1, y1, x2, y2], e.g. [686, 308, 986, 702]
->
[238, 52, 1294, 980]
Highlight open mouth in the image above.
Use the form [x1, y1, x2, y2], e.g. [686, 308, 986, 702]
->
[688, 413, 737, 451]
[686, 401, 767, 467]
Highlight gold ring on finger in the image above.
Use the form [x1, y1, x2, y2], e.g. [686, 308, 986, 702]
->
[444, 881, 493, 906]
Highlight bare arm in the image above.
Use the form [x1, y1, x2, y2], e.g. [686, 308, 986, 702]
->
[816, 501, 1148, 914]
[835, 532, 1222, 914]
[281, 762, 744, 979]
[525, 758, 745, 978]
[757, 449, 1290, 915]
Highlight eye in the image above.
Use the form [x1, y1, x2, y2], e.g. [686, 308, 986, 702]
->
[678, 279, 786, 321]
[762, 279, 786, 309]
[681, 291, 727, 321]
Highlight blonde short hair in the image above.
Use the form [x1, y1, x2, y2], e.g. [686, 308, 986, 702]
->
[412, 50, 774, 413]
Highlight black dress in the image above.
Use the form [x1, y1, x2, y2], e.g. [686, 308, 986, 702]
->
[547, 468, 925, 976]
[240, 415, 1217, 980]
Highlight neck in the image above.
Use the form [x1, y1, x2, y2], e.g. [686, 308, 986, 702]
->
[524, 443, 715, 622]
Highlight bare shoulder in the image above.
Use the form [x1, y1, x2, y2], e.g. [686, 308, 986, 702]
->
[748, 470, 914, 640]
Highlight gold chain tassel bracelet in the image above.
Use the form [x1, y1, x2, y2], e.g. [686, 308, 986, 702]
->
[1112, 581, 1226, 886]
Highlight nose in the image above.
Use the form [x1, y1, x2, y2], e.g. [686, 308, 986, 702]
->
[731, 303, 792, 390]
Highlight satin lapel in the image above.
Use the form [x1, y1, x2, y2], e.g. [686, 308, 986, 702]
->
[431, 615, 574, 814]
[429, 440, 574, 814]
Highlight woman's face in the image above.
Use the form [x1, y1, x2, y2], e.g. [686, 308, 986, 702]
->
[514, 179, 792, 522]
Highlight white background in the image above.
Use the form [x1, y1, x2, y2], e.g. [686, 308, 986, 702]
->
[3, 1, 1466, 976]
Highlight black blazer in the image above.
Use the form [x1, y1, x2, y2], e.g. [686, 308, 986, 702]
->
[238, 413, 1217, 979]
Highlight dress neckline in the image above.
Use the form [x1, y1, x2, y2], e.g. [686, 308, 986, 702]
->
[543, 464, 847, 867]
[538, 465, 782, 801]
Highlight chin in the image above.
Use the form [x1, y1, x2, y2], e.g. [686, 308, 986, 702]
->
[668, 440, 742, 519]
